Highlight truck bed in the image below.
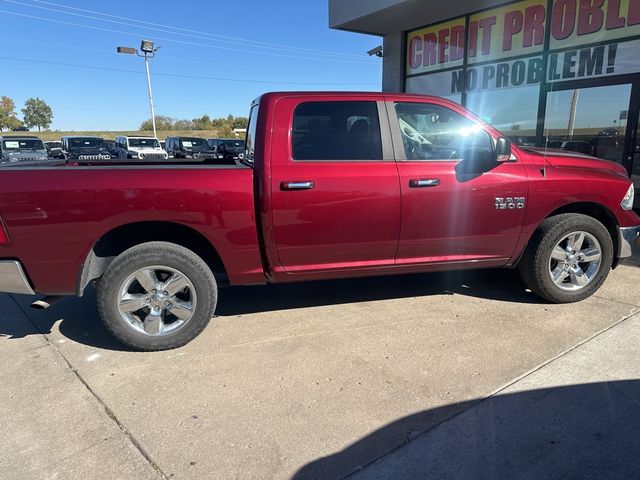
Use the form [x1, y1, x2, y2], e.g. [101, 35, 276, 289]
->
[0, 164, 264, 294]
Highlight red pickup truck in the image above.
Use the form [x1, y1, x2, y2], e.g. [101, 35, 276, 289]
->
[0, 92, 638, 350]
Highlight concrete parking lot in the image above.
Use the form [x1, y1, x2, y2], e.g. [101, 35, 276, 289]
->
[1, 265, 639, 479]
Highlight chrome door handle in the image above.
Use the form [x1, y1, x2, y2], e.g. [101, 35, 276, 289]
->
[409, 178, 440, 188]
[280, 181, 315, 191]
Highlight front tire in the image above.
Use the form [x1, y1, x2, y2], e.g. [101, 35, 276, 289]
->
[519, 214, 613, 303]
[96, 241, 217, 351]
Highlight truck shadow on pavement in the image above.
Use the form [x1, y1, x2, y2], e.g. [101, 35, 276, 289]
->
[2, 269, 540, 351]
[216, 268, 543, 316]
[291, 380, 640, 480]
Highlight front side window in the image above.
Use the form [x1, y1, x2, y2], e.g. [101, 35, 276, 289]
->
[292, 101, 382, 161]
[394, 102, 493, 161]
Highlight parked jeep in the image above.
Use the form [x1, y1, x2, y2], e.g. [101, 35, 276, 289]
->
[0, 136, 49, 165]
[115, 136, 168, 161]
[103, 140, 119, 157]
[61, 136, 114, 161]
[44, 141, 63, 159]
[165, 137, 218, 161]
[207, 138, 245, 162]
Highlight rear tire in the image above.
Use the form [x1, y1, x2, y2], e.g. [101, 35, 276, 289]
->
[518, 214, 613, 303]
[96, 241, 217, 351]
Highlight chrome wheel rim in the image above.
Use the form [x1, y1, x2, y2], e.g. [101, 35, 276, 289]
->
[548, 231, 602, 292]
[117, 265, 197, 337]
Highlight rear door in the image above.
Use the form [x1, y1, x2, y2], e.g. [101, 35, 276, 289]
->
[386, 98, 528, 266]
[269, 97, 401, 274]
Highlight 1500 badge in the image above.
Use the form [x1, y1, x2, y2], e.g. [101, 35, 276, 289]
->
[495, 197, 526, 210]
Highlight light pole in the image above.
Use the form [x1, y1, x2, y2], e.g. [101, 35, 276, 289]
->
[117, 40, 161, 138]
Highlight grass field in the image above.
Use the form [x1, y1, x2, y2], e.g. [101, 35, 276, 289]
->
[14, 129, 237, 142]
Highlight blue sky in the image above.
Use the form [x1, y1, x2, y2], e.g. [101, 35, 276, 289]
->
[0, 0, 382, 130]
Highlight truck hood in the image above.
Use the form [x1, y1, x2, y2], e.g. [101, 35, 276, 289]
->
[522, 147, 629, 178]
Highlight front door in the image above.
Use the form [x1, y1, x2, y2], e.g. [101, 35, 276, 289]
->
[269, 98, 401, 274]
[386, 98, 528, 266]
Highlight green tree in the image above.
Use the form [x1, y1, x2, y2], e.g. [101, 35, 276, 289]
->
[140, 116, 174, 131]
[217, 126, 236, 138]
[192, 115, 212, 130]
[21, 97, 53, 132]
[174, 119, 194, 130]
[232, 116, 249, 129]
[210, 117, 226, 128]
[140, 119, 154, 131]
[0, 96, 21, 132]
[6, 117, 22, 131]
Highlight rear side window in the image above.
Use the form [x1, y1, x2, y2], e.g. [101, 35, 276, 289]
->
[292, 101, 382, 161]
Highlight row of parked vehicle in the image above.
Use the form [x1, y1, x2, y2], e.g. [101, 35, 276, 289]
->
[0, 131, 625, 166]
[0, 134, 246, 166]
[512, 130, 624, 162]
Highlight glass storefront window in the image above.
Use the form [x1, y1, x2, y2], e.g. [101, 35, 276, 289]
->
[466, 85, 540, 146]
[406, 71, 463, 105]
[544, 84, 631, 163]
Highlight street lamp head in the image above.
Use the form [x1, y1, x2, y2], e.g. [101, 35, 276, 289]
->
[140, 40, 155, 53]
[116, 46, 137, 55]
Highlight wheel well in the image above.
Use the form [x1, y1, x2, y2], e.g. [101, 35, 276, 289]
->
[545, 202, 619, 255]
[78, 221, 227, 296]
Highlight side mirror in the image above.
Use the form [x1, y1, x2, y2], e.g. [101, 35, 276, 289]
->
[495, 137, 512, 162]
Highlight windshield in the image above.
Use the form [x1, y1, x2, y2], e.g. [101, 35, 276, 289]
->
[46, 142, 61, 148]
[2, 139, 45, 151]
[223, 140, 245, 149]
[68, 137, 105, 149]
[128, 138, 160, 148]
[181, 138, 209, 150]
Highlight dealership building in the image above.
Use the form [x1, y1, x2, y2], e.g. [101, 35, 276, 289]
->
[330, 0, 640, 205]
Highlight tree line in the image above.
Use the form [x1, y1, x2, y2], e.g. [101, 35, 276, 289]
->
[140, 114, 248, 137]
[0, 96, 53, 132]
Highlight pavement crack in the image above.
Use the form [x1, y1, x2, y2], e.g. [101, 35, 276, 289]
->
[8, 295, 169, 480]
[592, 294, 640, 309]
[343, 309, 640, 479]
[228, 318, 423, 349]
